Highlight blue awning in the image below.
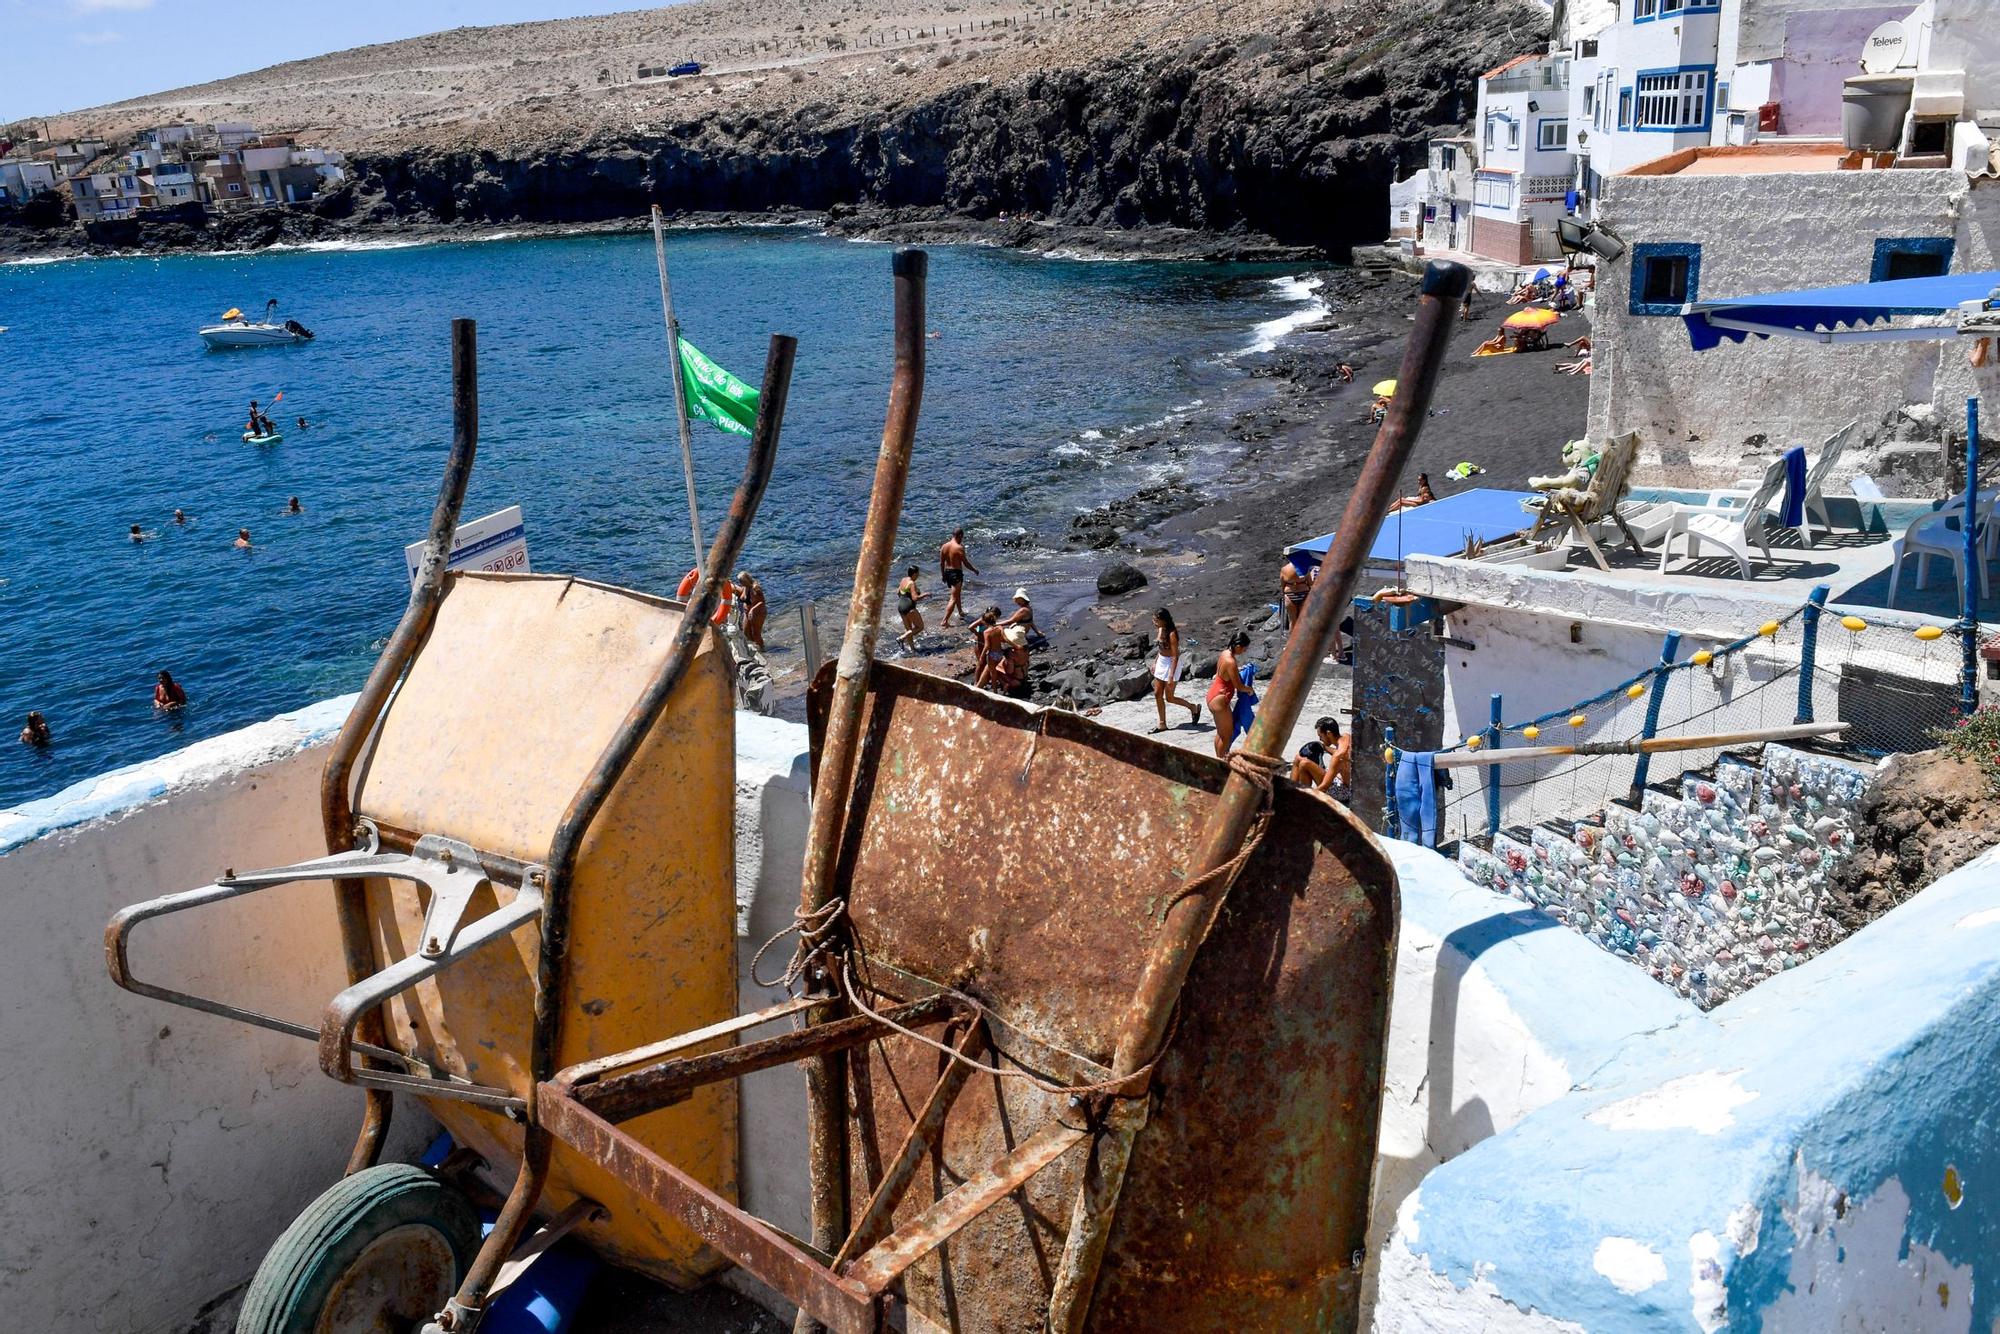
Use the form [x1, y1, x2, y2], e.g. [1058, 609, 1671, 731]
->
[1683, 270, 2000, 351]
[1287, 488, 1539, 567]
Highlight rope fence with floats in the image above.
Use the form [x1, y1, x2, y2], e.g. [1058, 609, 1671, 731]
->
[1383, 583, 1968, 844]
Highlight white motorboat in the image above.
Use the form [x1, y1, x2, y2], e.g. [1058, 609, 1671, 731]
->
[200, 299, 314, 349]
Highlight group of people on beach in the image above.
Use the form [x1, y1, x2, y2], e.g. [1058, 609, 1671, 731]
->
[894, 528, 1045, 694]
[674, 567, 769, 649]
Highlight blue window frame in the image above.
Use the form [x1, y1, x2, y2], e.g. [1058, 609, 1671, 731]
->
[1634, 66, 1715, 132]
[1638, 0, 1721, 19]
[1630, 242, 1702, 316]
[1618, 88, 1633, 130]
[1871, 237, 1955, 282]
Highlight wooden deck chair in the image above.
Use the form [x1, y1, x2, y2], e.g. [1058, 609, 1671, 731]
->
[1527, 430, 1643, 572]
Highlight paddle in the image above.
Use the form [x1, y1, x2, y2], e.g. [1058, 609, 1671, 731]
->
[243, 389, 283, 438]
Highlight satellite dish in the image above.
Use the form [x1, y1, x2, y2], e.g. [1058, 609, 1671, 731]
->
[1860, 20, 1908, 74]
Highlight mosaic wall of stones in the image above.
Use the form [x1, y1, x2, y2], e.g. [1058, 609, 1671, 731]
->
[1458, 745, 1874, 1009]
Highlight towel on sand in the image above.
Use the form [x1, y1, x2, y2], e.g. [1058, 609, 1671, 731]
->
[1780, 446, 1807, 528]
[1394, 751, 1439, 848]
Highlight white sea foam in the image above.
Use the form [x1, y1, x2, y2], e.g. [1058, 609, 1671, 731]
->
[1240, 274, 1329, 354]
[1080, 428, 1104, 441]
[2, 254, 76, 267]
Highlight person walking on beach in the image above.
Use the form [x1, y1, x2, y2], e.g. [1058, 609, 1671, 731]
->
[154, 670, 188, 711]
[1291, 716, 1351, 800]
[895, 565, 928, 651]
[20, 711, 51, 748]
[938, 529, 978, 629]
[234, 528, 253, 550]
[1150, 608, 1200, 733]
[737, 572, 768, 649]
[1278, 558, 1313, 630]
[1207, 631, 1252, 758]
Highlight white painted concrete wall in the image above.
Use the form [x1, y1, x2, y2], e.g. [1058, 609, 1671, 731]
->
[0, 698, 438, 1334]
[1586, 168, 2000, 486]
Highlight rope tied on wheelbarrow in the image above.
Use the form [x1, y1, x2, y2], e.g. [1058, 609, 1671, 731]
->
[749, 896, 849, 993]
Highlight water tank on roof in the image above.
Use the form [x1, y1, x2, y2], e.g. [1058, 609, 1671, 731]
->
[1843, 73, 1914, 152]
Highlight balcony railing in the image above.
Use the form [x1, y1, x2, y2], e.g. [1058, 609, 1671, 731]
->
[1484, 59, 1571, 95]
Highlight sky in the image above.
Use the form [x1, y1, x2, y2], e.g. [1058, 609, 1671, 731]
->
[0, 0, 665, 123]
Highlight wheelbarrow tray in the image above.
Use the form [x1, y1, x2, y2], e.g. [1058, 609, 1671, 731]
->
[360, 570, 740, 1287]
[807, 663, 1398, 1331]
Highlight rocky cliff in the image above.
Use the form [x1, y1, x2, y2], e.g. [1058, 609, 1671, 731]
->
[6, 0, 1548, 259]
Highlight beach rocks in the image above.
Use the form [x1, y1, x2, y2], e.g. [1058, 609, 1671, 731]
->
[1097, 563, 1148, 597]
[1112, 665, 1155, 702]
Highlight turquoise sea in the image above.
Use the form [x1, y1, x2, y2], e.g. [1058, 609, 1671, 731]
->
[0, 228, 1324, 806]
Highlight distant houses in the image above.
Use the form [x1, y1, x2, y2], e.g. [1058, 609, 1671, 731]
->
[0, 121, 347, 219]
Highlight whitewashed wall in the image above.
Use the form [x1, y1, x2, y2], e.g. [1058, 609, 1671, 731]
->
[1587, 169, 2000, 486]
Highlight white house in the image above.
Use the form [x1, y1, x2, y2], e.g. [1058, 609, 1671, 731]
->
[1471, 52, 1577, 264]
[0, 159, 57, 206]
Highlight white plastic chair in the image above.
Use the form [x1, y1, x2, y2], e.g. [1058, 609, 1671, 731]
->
[1723, 420, 1858, 547]
[1658, 455, 1788, 579]
[1888, 509, 1990, 606]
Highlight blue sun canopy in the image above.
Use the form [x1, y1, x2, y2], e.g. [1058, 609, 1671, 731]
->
[1683, 270, 2000, 351]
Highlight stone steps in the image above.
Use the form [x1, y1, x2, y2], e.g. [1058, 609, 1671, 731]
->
[1458, 744, 1874, 1009]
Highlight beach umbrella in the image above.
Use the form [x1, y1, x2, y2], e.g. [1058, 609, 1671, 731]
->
[1371, 378, 1398, 397]
[1503, 308, 1561, 330]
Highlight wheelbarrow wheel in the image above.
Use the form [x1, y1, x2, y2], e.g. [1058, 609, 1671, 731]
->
[237, 1162, 483, 1334]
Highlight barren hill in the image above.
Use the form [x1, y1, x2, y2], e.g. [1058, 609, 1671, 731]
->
[22, 0, 1550, 257]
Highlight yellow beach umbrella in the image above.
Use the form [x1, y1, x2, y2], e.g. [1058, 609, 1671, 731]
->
[1371, 379, 1398, 397]
[1503, 307, 1561, 330]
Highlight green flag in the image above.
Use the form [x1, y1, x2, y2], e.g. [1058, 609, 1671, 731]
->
[678, 337, 759, 438]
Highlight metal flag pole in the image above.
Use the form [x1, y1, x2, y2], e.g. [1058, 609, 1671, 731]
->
[653, 204, 705, 570]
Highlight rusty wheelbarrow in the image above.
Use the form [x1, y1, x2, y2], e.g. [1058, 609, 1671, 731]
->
[531, 253, 1474, 1332]
[105, 317, 799, 1333]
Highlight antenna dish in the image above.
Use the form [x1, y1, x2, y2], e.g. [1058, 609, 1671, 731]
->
[1859, 20, 1908, 75]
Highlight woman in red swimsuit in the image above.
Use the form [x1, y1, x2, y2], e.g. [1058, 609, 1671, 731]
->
[1207, 631, 1250, 758]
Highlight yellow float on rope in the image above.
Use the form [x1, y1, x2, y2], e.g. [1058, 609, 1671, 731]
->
[1840, 615, 1867, 632]
[1627, 681, 1647, 699]
[1522, 725, 1541, 740]
[1759, 620, 1781, 638]
[1692, 649, 1714, 666]
[1916, 625, 1945, 641]
[1569, 713, 1588, 728]
[1382, 747, 1397, 764]
[1466, 735, 1483, 751]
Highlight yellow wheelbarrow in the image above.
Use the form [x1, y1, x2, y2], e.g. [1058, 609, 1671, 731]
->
[105, 317, 797, 1332]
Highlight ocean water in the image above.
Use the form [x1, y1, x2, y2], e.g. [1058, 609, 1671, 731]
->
[0, 228, 1324, 806]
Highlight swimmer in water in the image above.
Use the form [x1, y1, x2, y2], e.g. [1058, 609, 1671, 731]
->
[296, 416, 310, 431]
[154, 670, 187, 711]
[173, 508, 189, 525]
[234, 528, 252, 550]
[286, 496, 303, 514]
[130, 524, 145, 543]
[20, 711, 51, 747]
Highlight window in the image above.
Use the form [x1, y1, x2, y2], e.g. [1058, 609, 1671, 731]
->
[1635, 68, 1712, 131]
[1634, 0, 1658, 17]
[1508, 120, 1521, 149]
[1630, 242, 1701, 315]
[227, 181, 241, 194]
[1661, 0, 1683, 12]
[1618, 88, 1634, 129]
[1578, 38, 1598, 58]
[1485, 118, 1496, 151]
[1539, 119, 1568, 150]
[1872, 237, 1954, 282]
[1582, 85, 1597, 117]
[1438, 146, 1457, 170]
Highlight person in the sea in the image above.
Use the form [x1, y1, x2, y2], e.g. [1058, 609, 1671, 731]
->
[1291, 715, 1351, 800]
[154, 669, 188, 711]
[234, 528, 253, 550]
[1386, 472, 1438, 513]
[172, 508, 189, 526]
[296, 417, 310, 431]
[20, 711, 51, 748]
[1149, 607, 1200, 733]
[938, 529, 978, 629]
[130, 523, 145, 543]
[895, 565, 927, 651]
[736, 571, 767, 649]
[1207, 631, 1252, 758]
[286, 496, 303, 515]
[247, 401, 272, 437]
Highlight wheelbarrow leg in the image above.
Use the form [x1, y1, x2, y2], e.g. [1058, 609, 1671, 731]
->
[424, 1127, 554, 1333]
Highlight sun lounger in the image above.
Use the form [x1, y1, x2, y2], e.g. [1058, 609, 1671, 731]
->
[1525, 431, 1644, 572]
[1657, 454, 1788, 579]
[1722, 421, 1859, 547]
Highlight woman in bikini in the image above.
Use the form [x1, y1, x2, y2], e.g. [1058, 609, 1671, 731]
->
[895, 565, 927, 651]
[1150, 608, 1200, 733]
[1208, 631, 1251, 758]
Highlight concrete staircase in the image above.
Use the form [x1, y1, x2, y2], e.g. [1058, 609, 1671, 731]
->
[1457, 744, 1875, 1010]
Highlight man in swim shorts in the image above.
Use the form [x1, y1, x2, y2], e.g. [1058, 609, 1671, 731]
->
[938, 528, 978, 629]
